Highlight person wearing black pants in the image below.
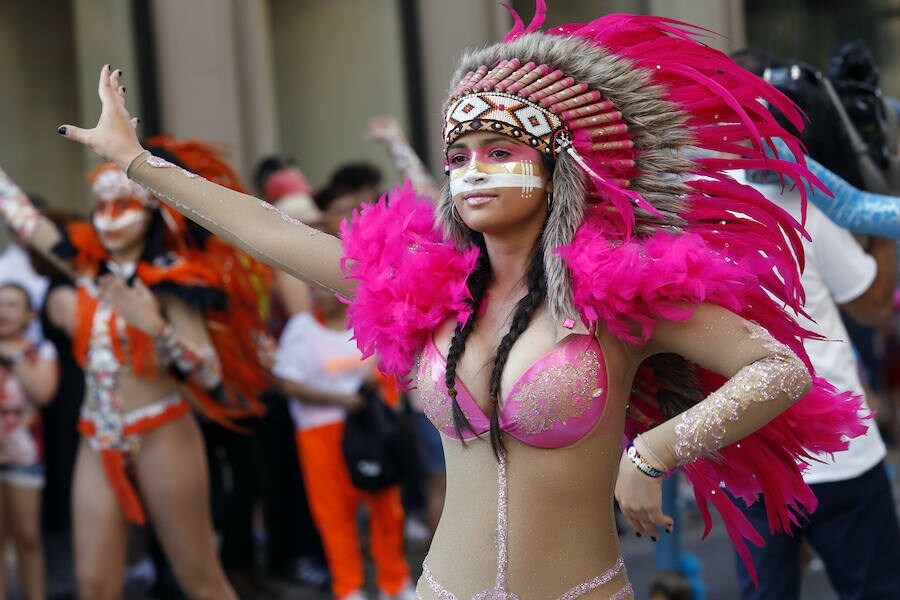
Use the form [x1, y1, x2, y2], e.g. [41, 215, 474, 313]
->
[258, 388, 328, 587]
[202, 415, 270, 596]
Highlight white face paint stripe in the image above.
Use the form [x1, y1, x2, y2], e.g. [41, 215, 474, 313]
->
[449, 172, 545, 196]
[92, 209, 147, 232]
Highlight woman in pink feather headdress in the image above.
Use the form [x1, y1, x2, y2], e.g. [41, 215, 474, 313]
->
[55, 2, 868, 598]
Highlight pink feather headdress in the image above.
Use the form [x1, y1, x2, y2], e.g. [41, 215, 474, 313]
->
[437, 1, 828, 326]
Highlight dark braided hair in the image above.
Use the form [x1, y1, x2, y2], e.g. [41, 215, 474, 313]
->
[445, 233, 490, 441]
[485, 240, 546, 457]
[444, 225, 548, 460]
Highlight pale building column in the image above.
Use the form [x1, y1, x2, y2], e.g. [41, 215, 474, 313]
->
[267, 0, 412, 188]
[149, 0, 278, 182]
[232, 0, 280, 184]
[69, 0, 145, 209]
[647, 0, 746, 53]
[415, 1, 511, 174]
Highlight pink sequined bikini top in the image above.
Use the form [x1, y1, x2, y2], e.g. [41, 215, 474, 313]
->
[417, 333, 608, 448]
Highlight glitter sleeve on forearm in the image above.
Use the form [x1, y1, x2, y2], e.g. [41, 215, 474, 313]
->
[806, 157, 900, 238]
[672, 325, 811, 466]
[385, 137, 439, 198]
[0, 172, 40, 241]
[156, 324, 221, 390]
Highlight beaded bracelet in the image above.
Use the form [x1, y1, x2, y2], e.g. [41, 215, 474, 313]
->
[627, 444, 665, 478]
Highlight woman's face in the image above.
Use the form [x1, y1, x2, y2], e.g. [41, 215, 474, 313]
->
[323, 193, 362, 236]
[92, 197, 151, 257]
[446, 131, 550, 235]
[0, 287, 33, 339]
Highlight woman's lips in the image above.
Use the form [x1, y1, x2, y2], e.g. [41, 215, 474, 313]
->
[464, 193, 496, 207]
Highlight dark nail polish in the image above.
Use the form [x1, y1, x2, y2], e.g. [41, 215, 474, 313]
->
[651, 537, 658, 542]
[122, 87, 126, 93]
[57, 126, 67, 135]
[635, 532, 642, 538]
[104, 64, 110, 70]
[136, 117, 141, 124]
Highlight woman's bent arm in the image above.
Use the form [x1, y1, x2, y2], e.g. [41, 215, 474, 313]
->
[638, 303, 811, 469]
[614, 304, 812, 538]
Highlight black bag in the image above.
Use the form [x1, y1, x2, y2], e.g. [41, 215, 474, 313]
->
[341, 384, 416, 490]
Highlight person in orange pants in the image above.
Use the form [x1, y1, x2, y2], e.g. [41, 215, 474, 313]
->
[296, 421, 409, 599]
[274, 292, 413, 600]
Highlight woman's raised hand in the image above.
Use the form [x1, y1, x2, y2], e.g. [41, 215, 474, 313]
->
[58, 65, 144, 171]
[366, 115, 406, 145]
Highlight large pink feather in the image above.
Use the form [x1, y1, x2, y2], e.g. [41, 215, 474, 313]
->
[340, 181, 478, 385]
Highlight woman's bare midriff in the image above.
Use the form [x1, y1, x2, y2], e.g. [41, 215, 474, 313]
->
[419, 394, 633, 599]
[99, 368, 182, 413]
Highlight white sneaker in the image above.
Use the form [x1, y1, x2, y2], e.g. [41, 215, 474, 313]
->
[378, 583, 417, 600]
[404, 515, 431, 542]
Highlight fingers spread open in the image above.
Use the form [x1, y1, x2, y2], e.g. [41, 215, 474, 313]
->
[57, 124, 91, 146]
[99, 65, 126, 115]
[97, 64, 113, 101]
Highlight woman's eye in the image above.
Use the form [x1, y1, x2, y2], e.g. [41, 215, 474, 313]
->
[489, 148, 511, 159]
[448, 154, 468, 165]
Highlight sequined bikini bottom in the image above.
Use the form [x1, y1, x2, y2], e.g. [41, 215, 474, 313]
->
[419, 556, 633, 599]
[78, 392, 189, 525]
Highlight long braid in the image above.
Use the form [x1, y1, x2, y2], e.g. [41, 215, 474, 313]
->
[486, 233, 547, 459]
[445, 234, 490, 440]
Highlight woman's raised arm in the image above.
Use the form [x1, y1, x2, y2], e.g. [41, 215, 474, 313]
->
[0, 166, 74, 279]
[59, 65, 348, 295]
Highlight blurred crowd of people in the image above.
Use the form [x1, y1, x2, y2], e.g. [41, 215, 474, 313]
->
[0, 115, 443, 600]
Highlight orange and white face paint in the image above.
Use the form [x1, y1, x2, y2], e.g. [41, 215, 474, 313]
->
[89, 164, 156, 247]
[92, 198, 149, 232]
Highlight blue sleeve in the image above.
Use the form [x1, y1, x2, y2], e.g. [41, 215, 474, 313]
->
[771, 137, 900, 238]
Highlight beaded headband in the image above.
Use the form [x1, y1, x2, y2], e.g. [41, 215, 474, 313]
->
[443, 59, 629, 167]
